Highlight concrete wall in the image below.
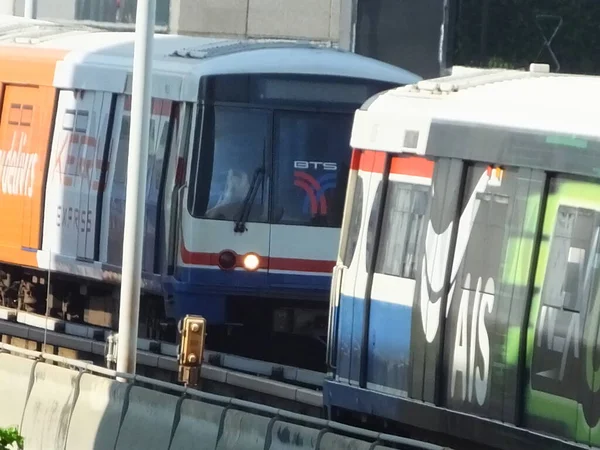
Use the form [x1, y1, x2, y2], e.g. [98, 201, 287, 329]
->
[169, 0, 340, 42]
[2, 0, 342, 43]
[7, 0, 171, 27]
[0, 352, 410, 450]
[11, 0, 82, 21]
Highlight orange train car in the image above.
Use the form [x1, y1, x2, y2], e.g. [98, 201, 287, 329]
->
[0, 45, 64, 266]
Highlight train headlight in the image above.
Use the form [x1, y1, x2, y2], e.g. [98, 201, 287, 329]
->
[218, 250, 237, 270]
[243, 253, 260, 271]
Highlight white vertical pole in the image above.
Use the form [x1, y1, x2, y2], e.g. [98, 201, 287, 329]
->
[116, 0, 156, 381]
[24, 0, 35, 18]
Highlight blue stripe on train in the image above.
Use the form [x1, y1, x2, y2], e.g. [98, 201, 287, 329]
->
[171, 267, 332, 291]
[334, 294, 413, 392]
[163, 267, 332, 323]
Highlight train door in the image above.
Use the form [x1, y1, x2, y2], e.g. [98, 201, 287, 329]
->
[43, 89, 112, 261]
[0, 85, 54, 264]
[159, 103, 187, 277]
[327, 150, 360, 377]
[335, 150, 385, 385]
[417, 163, 545, 421]
[364, 155, 434, 396]
[99, 95, 173, 274]
[524, 177, 600, 446]
[404, 158, 464, 403]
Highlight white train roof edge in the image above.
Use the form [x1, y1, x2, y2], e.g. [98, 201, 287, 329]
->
[0, 15, 421, 102]
[351, 63, 600, 156]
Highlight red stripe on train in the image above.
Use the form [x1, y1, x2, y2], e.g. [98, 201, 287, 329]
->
[350, 150, 361, 170]
[180, 244, 335, 273]
[390, 155, 434, 178]
[351, 149, 433, 177]
[351, 149, 387, 173]
[124, 96, 172, 116]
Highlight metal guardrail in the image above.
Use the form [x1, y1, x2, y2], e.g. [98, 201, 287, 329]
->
[0, 342, 450, 450]
[0, 308, 323, 407]
[0, 307, 324, 384]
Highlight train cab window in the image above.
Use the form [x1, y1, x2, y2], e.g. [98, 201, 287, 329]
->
[542, 205, 600, 312]
[272, 111, 352, 227]
[366, 182, 383, 269]
[375, 182, 429, 279]
[341, 176, 364, 267]
[194, 106, 270, 222]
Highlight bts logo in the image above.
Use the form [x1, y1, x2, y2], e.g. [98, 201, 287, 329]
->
[293, 161, 338, 171]
[293, 160, 338, 215]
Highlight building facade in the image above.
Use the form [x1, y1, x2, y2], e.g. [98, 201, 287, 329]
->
[1, 0, 448, 78]
[3, 0, 343, 44]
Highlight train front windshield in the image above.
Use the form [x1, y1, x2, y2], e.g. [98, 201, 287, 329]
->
[196, 107, 351, 227]
[188, 74, 398, 228]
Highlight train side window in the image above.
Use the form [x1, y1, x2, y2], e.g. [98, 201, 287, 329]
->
[114, 102, 167, 188]
[145, 117, 159, 194]
[8, 103, 32, 126]
[529, 177, 600, 428]
[375, 181, 429, 279]
[542, 205, 600, 313]
[366, 182, 383, 271]
[114, 115, 131, 185]
[191, 106, 270, 222]
[62, 108, 89, 133]
[341, 176, 363, 267]
[149, 120, 170, 197]
[61, 108, 90, 176]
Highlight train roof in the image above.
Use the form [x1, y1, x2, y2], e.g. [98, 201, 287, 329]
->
[0, 15, 420, 102]
[351, 63, 600, 156]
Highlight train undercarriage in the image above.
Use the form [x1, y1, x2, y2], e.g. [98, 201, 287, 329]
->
[0, 262, 329, 371]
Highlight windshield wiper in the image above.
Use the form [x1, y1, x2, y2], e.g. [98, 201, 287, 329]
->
[234, 166, 265, 233]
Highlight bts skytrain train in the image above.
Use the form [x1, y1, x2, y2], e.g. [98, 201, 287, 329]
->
[0, 15, 419, 366]
[325, 64, 600, 449]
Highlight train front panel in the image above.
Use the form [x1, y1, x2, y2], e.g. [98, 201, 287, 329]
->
[168, 73, 400, 344]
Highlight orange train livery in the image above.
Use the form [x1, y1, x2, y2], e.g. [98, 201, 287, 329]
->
[0, 47, 67, 267]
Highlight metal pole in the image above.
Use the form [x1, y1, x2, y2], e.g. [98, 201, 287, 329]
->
[24, 0, 36, 18]
[116, 0, 156, 381]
